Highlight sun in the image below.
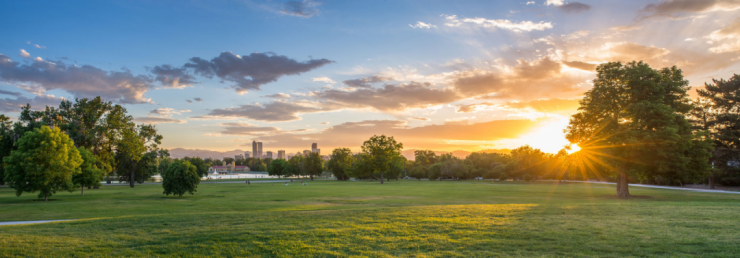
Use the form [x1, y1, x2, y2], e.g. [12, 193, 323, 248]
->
[521, 117, 575, 154]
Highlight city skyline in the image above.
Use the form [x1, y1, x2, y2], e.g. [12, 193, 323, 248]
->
[2, 1, 740, 154]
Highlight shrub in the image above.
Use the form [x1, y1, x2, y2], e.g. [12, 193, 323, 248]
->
[162, 160, 201, 197]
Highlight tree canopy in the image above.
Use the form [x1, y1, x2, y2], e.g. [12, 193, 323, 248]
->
[3, 126, 83, 201]
[566, 61, 712, 197]
[162, 160, 201, 197]
[361, 135, 403, 184]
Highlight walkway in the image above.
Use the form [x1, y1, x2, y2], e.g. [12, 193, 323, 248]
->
[572, 181, 740, 195]
[0, 220, 75, 226]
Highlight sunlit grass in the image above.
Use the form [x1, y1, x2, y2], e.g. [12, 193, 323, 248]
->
[1, 181, 739, 257]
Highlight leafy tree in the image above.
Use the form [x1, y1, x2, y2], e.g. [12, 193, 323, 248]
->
[361, 135, 403, 184]
[3, 126, 82, 201]
[116, 124, 162, 187]
[566, 61, 711, 197]
[414, 150, 437, 167]
[73, 147, 104, 195]
[268, 159, 289, 178]
[162, 160, 201, 197]
[0, 114, 14, 185]
[409, 166, 427, 180]
[694, 74, 740, 187]
[188, 157, 209, 177]
[304, 152, 323, 181]
[328, 148, 353, 180]
[348, 153, 374, 180]
[223, 157, 235, 164]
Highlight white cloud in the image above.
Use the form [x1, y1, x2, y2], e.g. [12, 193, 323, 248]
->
[149, 108, 191, 117]
[709, 40, 740, 53]
[685, 38, 695, 41]
[19, 49, 30, 58]
[33, 44, 45, 49]
[312, 76, 336, 84]
[444, 15, 553, 32]
[546, 0, 563, 6]
[33, 57, 43, 62]
[17, 83, 46, 96]
[526, 1, 535, 5]
[410, 21, 437, 29]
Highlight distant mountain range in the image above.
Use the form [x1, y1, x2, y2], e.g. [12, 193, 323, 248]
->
[168, 147, 510, 161]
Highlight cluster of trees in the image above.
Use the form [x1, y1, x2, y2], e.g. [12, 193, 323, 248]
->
[326, 135, 406, 184]
[0, 97, 163, 200]
[267, 152, 323, 180]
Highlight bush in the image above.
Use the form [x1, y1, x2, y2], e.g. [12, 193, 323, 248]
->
[162, 160, 201, 197]
[498, 173, 507, 182]
[523, 174, 533, 181]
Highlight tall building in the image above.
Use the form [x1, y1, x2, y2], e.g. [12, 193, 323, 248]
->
[245, 151, 251, 158]
[278, 150, 286, 159]
[303, 150, 311, 156]
[252, 141, 257, 158]
[235, 154, 244, 160]
[266, 151, 273, 159]
[258, 142, 263, 158]
[252, 141, 263, 159]
[311, 143, 320, 155]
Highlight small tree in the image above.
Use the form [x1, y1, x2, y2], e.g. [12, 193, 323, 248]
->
[73, 147, 104, 196]
[162, 160, 200, 197]
[305, 152, 323, 181]
[328, 148, 353, 180]
[4, 126, 82, 201]
[409, 166, 427, 181]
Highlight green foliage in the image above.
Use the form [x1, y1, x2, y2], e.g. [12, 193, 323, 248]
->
[3, 126, 82, 200]
[188, 157, 209, 177]
[268, 159, 289, 178]
[694, 74, 740, 185]
[409, 166, 427, 180]
[328, 148, 353, 180]
[304, 152, 324, 180]
[73, 147, 104, 195]
[361, 135, 403, 183]
[414, 150, 437, 167]
[162, 160, 201, 197]
[115, 124, 162, 187]
[223, 157, 235, 164]
[566, 61, 711, 196]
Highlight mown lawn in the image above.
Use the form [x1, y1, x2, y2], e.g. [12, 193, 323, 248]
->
[1, 180, 739, 257]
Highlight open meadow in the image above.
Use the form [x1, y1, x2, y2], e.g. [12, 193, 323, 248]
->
[1, 180, 739, 257]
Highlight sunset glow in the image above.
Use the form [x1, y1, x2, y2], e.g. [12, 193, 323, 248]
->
[1, 1, 739, 157]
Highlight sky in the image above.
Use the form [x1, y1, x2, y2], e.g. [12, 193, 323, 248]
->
[2, 0, 740, 156]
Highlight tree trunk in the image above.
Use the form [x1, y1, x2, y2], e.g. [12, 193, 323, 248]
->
[130, 161, 136, 188]
[616, 173, 631, 198]
[310, 174, 314, 181]
[709, 175, 715, 189]
[380, 171, 384, 184]
[81, 184, 84, 196]
[44, 194, 48, 201]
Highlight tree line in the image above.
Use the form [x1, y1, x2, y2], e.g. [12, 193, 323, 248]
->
[0, 97, 165, 200]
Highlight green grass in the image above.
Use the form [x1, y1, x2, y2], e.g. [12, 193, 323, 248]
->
[1, 180, 739, 257]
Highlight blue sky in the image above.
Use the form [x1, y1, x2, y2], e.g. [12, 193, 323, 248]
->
[2, 0, 740, 155]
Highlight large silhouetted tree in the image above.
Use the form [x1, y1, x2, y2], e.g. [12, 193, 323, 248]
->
[566, 61, 712, 198]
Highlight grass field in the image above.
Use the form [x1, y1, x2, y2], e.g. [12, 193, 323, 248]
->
[1, 180, 739, 257]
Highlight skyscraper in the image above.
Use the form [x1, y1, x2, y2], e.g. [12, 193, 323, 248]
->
[278, 150, 285, 159]
[312, 143, 319, 155]
[245, 151, 251, 158]
[266, 151, 273, 159]
[252, 141, 263, 159]
[252, 141, 257, 158]
[258, 142, 263, 158]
